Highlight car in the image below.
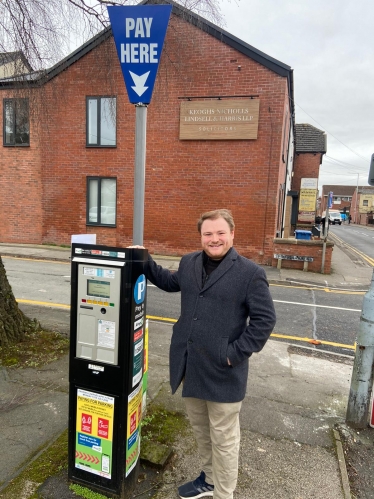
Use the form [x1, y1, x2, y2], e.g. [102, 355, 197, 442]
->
[322, 210, 342, 225]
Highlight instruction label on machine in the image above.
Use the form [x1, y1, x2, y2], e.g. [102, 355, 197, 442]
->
[83, 267, 116, 279]
[98, 320, 116, 349]
[75, 389, 114, 479]
[126, 383, 142, 476]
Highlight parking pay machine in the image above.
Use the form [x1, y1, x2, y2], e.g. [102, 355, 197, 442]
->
[68, 244, 148, 498]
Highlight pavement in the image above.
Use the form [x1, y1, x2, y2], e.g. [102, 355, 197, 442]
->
[0, 235, 374, 499]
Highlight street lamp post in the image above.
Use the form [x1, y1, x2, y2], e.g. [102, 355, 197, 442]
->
[355, 173, 359, 224]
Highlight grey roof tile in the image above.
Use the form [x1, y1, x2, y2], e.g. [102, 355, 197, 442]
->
[295, 123, 327, 153]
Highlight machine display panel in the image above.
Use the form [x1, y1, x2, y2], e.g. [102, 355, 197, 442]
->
[87, 279, 110, 298]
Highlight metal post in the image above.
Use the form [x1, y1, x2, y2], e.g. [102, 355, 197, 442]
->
[321, 239, 326, 274]
[346, 269, 374, 428]
[133, 104, 148, 245]
[355, 173, 359, 224]
[321, 195, 331, 274]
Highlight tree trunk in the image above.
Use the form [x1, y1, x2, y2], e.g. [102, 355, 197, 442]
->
[0, 256, 36, 346]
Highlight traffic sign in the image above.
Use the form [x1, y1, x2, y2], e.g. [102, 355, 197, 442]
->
[328, 191, 333, 208]
[108, 5, 172, 104]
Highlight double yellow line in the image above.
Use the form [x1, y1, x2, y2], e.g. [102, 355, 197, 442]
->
[331, 232, 374, 267]
[16, 301, 356, 352]
[146, 315, 355, 351]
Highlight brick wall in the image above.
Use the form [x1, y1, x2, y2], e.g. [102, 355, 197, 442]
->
[0, 94, 43, 243]
[0, 13, 292, 264]
[292, 153, 322, 192]
[273, 238, 333, 274]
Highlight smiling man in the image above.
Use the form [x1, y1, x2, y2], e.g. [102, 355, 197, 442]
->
[145, 209, 276, 499]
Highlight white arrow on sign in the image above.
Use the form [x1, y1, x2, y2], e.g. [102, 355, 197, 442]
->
[129, 70, 150, 97]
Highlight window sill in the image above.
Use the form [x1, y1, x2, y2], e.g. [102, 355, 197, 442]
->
[86, 223, 117, 227]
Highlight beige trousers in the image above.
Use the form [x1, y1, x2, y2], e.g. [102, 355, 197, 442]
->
[184, 397, 242, 499]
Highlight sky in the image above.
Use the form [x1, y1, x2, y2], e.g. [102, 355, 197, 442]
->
[218, 0, 374, 191]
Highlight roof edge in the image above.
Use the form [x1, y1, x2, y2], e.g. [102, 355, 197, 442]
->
[144, 0, 292, 77]
[0, 0, 294, 95]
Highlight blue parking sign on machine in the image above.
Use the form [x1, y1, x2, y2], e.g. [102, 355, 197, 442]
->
[108, 5, 172, 104]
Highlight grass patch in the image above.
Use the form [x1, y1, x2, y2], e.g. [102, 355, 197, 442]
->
[0, 329, 69, 369]
[0, 430, 68, 499]
[69, 484, 109, 499]
[0, 406, 188, 499]
[141, 404, 189, 446]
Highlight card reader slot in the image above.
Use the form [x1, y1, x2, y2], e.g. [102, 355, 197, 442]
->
[80, 305, 94, 310]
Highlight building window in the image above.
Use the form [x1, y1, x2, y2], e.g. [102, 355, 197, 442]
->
[363, 200, 369, 206]
[86, 97, 116, 147]
[87, 177, 117, 226]
[3, 98, 29, 146]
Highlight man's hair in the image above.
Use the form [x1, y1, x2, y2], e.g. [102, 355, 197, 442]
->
[197, 209, 235, 233]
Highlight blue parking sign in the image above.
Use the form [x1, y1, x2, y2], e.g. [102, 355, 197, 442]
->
[134, 274, 146, 304]
[108, 5, 172, 104]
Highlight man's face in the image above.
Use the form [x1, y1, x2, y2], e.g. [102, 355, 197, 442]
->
[200, 217, 234, 260]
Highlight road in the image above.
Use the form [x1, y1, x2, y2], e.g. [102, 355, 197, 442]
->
[329, 224, 374, 265]
[2, 255, 365, 357]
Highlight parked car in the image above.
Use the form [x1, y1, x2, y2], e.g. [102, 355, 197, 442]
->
[322, 210, 342, 225]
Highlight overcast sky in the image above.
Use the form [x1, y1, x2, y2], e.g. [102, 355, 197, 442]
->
[218, 0, 374, 191]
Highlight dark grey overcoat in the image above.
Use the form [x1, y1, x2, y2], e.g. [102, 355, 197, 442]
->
[146, 248, 276, 403]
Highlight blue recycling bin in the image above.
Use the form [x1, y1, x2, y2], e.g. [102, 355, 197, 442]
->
[295, 230, 312, 240]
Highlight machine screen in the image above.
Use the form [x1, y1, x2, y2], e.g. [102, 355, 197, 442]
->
[87, 280, 110, 298]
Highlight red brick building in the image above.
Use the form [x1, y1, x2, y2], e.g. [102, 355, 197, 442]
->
[320, 185, 355, 216]
[0, 0, 323, 265]
[281, 124, 326, 236]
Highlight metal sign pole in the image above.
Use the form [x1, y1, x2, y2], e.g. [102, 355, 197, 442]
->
[108, 4, 171, 247]
[133, 104, 147, 246]
[321, 192, 332, 273]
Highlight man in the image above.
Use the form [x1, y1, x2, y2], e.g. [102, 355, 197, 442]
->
[144, 209, 276, 499]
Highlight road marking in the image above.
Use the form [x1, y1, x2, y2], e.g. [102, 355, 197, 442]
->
[270, 333, 355, 351]
[153, 281, 366, 295]
[147, 316, 356, 351]
[16, 297, 361, 313]
[17, 298, 70, 309]
[147, 314, 176, 322]
[330, 232, 374, 266]
[270, 283, 365, 295]
[273, 300, 361, 312]
[311, 289, 318, 341]
[16, 301, 356, 353]
[2, 255, 70, 264]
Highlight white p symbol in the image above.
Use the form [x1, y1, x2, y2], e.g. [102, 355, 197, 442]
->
[137, 280, 145, 300]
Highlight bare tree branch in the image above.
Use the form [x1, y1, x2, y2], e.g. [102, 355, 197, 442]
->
[0, 0, 225, 75]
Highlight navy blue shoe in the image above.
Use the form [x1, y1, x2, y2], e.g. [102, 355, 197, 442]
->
[178, 471, 214, 498]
